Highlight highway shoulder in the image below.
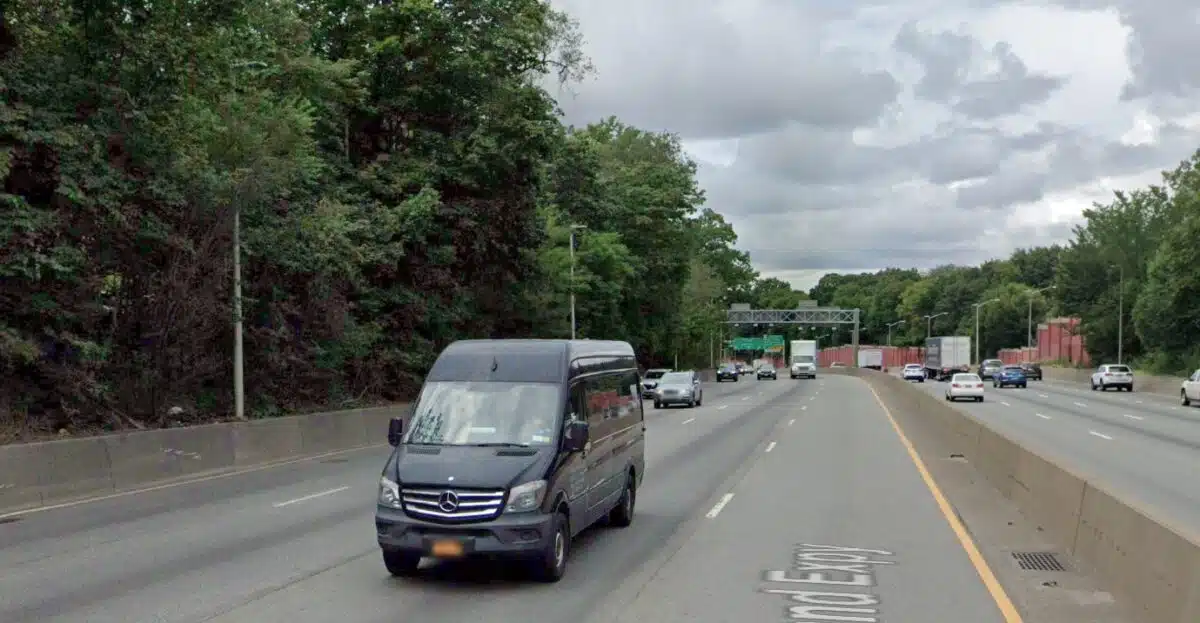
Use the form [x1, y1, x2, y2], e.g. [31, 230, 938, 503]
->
[602, 375, 1014, 623]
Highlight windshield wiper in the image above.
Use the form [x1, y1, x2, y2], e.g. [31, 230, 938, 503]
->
[470, 442, 532, 448]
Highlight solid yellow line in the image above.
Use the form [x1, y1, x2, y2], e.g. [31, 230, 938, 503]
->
[866, 382, 1025, 622]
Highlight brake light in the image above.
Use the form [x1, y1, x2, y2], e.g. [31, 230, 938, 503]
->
[1104, 373, 1111, 376]
[952, 383, 961, 388]
[975, 383, 984, 388]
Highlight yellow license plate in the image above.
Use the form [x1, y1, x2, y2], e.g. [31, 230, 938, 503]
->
[430, 540, 464, 558]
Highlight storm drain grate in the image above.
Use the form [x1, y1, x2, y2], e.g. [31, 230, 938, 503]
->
[1013, 551, 1067, 572]
[0, 516, 22, 525]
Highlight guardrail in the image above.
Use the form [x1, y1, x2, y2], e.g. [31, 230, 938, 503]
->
[857, 368, 1199, 623]
[0, 404, 410, 516]
[1043, 366, 1184, 399]
[0, 368, 718, 516]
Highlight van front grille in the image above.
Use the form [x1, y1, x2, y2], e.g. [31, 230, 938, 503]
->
[400, 486, 505, 522]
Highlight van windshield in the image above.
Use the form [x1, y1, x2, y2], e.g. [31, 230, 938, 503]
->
[404, 381, 561, 447]
[793, 356, 814, 363]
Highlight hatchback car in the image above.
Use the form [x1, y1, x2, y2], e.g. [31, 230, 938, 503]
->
[654, 371, 703, 408]
[946, 373, 985, 402]
[902, 363, 925, 382]
[993, 365, 1027, 388]
[1090, 364, 1133, 391]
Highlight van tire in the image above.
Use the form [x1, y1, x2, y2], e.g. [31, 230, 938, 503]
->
[382, 550, 420, 577]
[609, 472, 635, 527]
[532, 511, 570, 583]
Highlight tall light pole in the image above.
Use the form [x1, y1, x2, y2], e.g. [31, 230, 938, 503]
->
[923, 312, 948, 339]
[886, 320, 906, 346]
[568, 224, 586, 339]
[229, 60, 268, 421]
[1115, 264, 1124, 364]
[973, 298, 1000, 365]
[1027, 285, 1056, 361]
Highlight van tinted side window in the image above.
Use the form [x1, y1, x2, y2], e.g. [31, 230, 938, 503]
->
[566, 382, 585, 424]
[584, 373, 621, 423]
[617, 370, 640, 420]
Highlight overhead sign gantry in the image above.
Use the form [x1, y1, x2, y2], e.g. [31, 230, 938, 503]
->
[724, 303, 862, 367]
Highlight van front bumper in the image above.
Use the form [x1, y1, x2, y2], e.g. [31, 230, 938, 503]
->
[375, 506, 554, 559]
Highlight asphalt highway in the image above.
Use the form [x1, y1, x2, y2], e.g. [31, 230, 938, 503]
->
[0, 374, 1011, 623]
[905, 373, 1200, 533]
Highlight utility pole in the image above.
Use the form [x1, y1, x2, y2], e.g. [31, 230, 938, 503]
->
[973, 298, 1000, 365]
[568, 224, 586, 339]
[886, 320, 906, 346]
[1027, 285, 1056, 362]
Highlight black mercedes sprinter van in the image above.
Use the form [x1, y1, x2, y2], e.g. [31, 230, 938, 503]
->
[375, 339, 646, 582]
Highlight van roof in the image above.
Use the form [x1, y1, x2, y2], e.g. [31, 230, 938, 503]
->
[426, 339, 636, 383]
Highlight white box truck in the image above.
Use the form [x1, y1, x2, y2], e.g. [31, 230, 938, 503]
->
[857, 348, 883, 370]
[924, 336, 971, 381]
[789, 340, 818, 378]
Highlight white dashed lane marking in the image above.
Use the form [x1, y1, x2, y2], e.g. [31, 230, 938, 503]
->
[706, 493, 734, 518]
[273, 486, 349, 508]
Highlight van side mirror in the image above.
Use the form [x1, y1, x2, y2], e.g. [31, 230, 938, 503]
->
[387, 417, 404, 446]
[562, 420, 589, 452]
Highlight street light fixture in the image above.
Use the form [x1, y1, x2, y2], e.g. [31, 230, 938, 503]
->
[973, 298, 1000, 365]
[886, 320, 906, 346]
[568, 224, 587, 339]
[923, 312, 948, 339]
[1027, 285, 1056, 361]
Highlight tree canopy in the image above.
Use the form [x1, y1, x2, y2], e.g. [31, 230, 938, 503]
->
[0, 0, 778, 437]
[808, 148, 1200, 376]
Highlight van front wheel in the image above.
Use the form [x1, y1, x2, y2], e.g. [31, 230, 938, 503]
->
[532, 511, 570, 583]
[609, 473, 635, 527]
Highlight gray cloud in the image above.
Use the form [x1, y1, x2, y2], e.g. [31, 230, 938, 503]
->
[894, 22, 1067, 120]
[551, 0, 1200, 284]
[551, 0, 901, 139]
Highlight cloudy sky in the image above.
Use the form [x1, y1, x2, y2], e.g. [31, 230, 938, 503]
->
[548, 0, 1200, 291]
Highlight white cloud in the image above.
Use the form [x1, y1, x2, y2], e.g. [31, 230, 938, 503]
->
[550, 0, 1200, 292]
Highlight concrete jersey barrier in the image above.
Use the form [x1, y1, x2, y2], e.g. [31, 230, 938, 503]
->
[0, 368, 719, 516]
[857, 368, 1200, 623]
[0, 404, 410, 516]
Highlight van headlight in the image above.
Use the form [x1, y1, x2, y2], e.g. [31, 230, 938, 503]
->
[378, 476, 401, 509]
[504, 479, 547, 514]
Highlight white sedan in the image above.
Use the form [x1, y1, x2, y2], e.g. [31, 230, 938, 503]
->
[945, 373, 985, 402]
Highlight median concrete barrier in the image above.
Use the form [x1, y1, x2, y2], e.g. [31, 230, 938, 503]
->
[0, 402, 410, 516]
[1044, 366, 1184, 399]
[858, 368, 1200, 623]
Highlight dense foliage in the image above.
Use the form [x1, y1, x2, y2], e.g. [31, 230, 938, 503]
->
[0, 0, 777, 437]
[809, 149, 1200, 376]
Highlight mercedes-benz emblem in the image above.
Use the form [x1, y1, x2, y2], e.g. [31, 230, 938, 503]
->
[438, 491, 459, 512]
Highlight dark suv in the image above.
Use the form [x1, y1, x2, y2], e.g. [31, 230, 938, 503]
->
[1019, 362, 1042, 380]
[978, 359, 1003, 380]
[716, 364, 739, 382]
